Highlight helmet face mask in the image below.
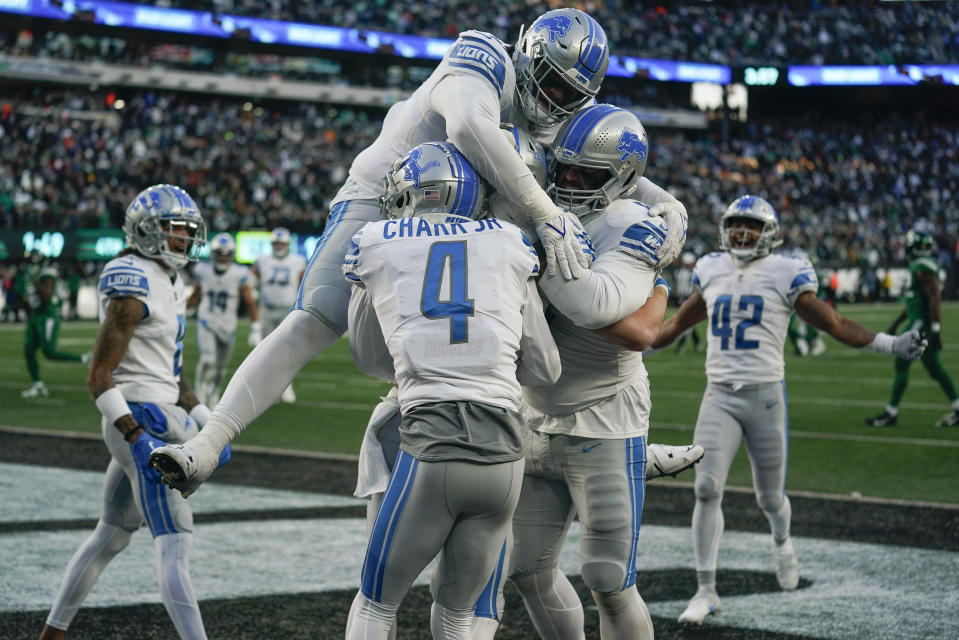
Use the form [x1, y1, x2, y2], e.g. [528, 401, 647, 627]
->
[270, 227, 291, 258]
[210, 233, 235, 273]
[382, 141, 487, 221]
[905, 229, 935, 259]
[515, 8, 609, 128]
[547, 105, 649, 217]
[124, 184, 206, 270]
[719, 195, 782, 261]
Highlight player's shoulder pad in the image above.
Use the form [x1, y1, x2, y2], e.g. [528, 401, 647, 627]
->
[608, 199, 666, 263]
[446, 30, 510, 98]
[492, 217, 542, 277]
[99, 256, 150, 299]
[692, 252, 726, 289]
[776, 254, 818, 296]
[913, 256, 939, 274]
[342, 222, 380, 282]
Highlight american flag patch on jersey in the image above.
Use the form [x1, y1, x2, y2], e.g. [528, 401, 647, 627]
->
[424, 189, 440, 201]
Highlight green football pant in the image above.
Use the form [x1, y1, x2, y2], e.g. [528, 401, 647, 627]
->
[890, 347, 958, 407]
[25, 315, 81, 382]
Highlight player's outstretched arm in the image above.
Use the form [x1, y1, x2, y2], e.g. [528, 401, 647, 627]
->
[794, 291, 925, 360]
[595, 278, 670, 351]
[650, 290, 707, 350]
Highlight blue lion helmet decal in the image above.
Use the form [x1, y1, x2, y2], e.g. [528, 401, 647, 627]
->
[534, 15, 573, 41]
[735, 195, 757, 211]
[617, 128, 648, 164]
[403, 147, 441, 188]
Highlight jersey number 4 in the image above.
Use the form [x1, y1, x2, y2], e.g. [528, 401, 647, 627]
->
[421, 241, 474, 344]
[712, 294, 763, 350]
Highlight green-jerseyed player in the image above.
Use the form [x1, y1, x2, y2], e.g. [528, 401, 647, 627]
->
[866, 230, 959, 428]
[21, 268, 90, 399]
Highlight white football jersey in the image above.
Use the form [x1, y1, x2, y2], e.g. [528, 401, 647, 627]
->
[254, 252, 306, 309]
[526, 199, 657, 424]
[694, 251, 818, 384]
[334, 30, 516, 203]
[193, 262, 249, 335]
[343, 216, 542, 414]
[98, 254, 187, 403]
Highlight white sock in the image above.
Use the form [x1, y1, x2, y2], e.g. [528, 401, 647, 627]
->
[155, 533, 207, 640]
[886, 405, 899, 417]
[470, 615, 500, 640]
[430, 602, 473, 640]
[346, 593, 398, 640]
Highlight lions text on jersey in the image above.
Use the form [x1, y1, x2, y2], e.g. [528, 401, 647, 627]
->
[192, 262, 249, 338]
[693, 251, 818, 384]
[97, 254, 187, 403]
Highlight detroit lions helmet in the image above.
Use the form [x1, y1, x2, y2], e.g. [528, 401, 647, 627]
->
[514, 8, 609, 128]
[720, 195, 782, 261]
[210, 233, 235, 273]
[548, 104, 649, 217]
[123, 184, 206, 270]
[383, 141, 486, 220]
[270, 226, 291, 258]
[905, 229, 935, 259]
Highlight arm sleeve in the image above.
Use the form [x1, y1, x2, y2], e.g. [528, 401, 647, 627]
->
[516, 279, 561, 387]
[347, 286, 395, 382]
[429, 75, 557, 224]
[538, 250, 658, 330]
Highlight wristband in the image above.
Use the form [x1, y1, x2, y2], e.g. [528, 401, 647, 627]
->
[190, 403, 211, 428]
[94, 388, 132, 425]
[930, 322, 941, 333]
[864, 332, 895, 355]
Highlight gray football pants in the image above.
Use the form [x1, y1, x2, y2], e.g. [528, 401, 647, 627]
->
[361, 450, 524, 611]
[691, 380, 792, 573]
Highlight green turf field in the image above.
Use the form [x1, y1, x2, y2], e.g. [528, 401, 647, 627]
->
[2, 302, 957, 504]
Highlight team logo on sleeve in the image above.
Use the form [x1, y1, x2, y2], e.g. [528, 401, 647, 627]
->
[617, 128, 648, 163]
[403, 148, 441, 187]
[535, 15, 573, 40]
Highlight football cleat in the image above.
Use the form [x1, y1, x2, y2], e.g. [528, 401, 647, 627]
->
[21, 381, 49, 398]
[935, 410, 959, 428]
[148, 439, 220, 498]
[647, 443, 705, 479]
[865, 410, 897, 427]
[810, 338, 825, 356]
[772, 536, 800, 590]
[281, 384, 296, 404]
[795, 338, 809, 357]
[678, 587, 721, 624]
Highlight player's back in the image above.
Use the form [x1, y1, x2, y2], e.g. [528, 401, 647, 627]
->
[344, 31, 515, 199]
[194, 262, 247, 332]
[347, 215, 539, 413]
[694, 251, 817, 384]
[255, 252, 306, 309]
[98, 253, 187, 403]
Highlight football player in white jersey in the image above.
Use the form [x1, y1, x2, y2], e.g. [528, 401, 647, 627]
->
[250, 227, 306, 402]
[38, 184, 227, 640]
[341, 141, 561, 640]
[496, 105, 686, 640]
[144, 8, 691, 495]
[188, 233, 259, 407]
[650, 195, 926, 626]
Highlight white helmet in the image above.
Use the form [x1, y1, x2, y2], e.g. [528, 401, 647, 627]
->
[270, 226, 291, 258]
[123, 184, 206, 269]
[514, 8, 609, 128]
[383, 141, 486, 220]
[210, 233, 235, 272]
[548, 104, 649, 217]
[720, 195, 782, 261]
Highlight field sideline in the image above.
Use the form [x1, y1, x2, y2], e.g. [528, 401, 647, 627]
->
[2, 301, 956, 504]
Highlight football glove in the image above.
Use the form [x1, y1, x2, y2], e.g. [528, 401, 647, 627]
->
[892, 329, 926, 361]
[130, 431, 165, 485]
[248, 321, 262, 347]
[536, 209, 591, 280]
[639, 202, 688, 268]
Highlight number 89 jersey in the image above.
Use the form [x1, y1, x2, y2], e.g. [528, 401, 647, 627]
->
[344, 216, 540, 413]
[693, 252, 817, 384]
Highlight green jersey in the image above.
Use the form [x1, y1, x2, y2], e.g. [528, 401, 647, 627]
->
[904, 256, 940, 325]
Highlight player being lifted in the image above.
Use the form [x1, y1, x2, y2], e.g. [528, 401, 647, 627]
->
[188, 233, 259, 407]
[250, 226, 305, 403]
[341, 140, 560, 639]
[649, 195, 925, 625]
[147, 8, 691, 499]
[38, 185, 225, 640]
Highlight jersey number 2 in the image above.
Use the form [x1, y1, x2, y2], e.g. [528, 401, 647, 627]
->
[421, 241, 474, 344]
[712, 294, 763, 350]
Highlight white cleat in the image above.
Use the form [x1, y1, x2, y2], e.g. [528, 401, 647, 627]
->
[21, 381, 49, 398]
[796, 338, 809, 357]
[772, 536, 800, 590]
[148, 439, 221, 498]
[678, 587, 721, 624]
[810, 338, 826, 356]
[281, 384, 296, 404]
[646, 443, 705, 479]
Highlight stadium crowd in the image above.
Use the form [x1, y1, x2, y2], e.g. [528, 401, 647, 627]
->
[1, 87, 956, 275]
[148, 0, 959, 66]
